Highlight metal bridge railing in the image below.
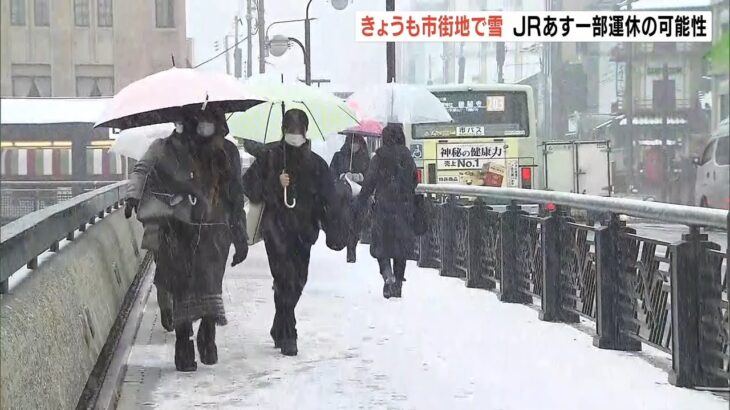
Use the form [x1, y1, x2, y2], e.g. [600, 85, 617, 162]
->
[416, 184, 729, 390]
[0, 181, 128, 294]
[1, 181, 120, 225]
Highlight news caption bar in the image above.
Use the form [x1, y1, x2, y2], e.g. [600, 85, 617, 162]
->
[356, 11, 713, 42]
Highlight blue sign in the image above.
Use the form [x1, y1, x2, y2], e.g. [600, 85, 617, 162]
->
[410, 143, 423, 159]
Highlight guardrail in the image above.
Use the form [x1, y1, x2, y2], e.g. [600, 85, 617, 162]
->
[416, 184, 729, 390]
[1, 180, 120, 225]
[0, 181, 128, 293]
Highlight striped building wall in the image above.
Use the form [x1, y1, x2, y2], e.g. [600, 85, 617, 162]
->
[1, 148, 124, 177]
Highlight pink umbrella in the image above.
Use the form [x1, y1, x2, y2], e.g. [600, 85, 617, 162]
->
[342, 99, 384, 137]
[95, 68, 265, 129]
[339, 119, 384, 137]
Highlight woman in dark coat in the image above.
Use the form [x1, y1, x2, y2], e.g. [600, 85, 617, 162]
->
[329, 135, 370, 262]
[356, 123, 418, 299]
[242, 108, 344, 356]
[125, 108, 248, 372]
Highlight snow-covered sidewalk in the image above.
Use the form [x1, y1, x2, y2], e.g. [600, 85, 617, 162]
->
[116, 239, 728, 410]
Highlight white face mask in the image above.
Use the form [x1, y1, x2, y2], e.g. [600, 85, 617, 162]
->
[284, 133, 307, 147]
[197, 121, 216, 137]
[175, 122, 184, 134]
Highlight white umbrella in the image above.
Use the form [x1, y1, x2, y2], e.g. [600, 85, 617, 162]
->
[347, 83, 453, 124]
[110, 123, 175, 160]
[110, 123, 240, 160]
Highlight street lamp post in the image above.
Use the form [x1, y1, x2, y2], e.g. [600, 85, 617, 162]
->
[266, 1, 350, 85]
[269, 35, 307, 74]
[305, 0, 314, 86]
[386, 0, 396, 83]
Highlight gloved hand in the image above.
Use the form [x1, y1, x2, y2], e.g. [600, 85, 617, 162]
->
[124, 198, 139, 219]
[231, 241, 249, 267]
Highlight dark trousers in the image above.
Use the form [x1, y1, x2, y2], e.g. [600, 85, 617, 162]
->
[377, 258, 406, 281]
[264, 235, 312, 342]
[174, 316, 215, 342]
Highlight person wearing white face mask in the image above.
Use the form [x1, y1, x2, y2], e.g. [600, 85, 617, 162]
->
[242, 108, 346, 357]
[125, 107, 248, 371]
[330, 135, 371, 263]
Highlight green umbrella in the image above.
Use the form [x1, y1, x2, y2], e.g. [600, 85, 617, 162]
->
[706, 31, 730, 74]
[228, 81, 359, 143]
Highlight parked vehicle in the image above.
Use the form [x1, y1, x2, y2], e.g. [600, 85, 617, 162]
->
[694, 119, 729, 210]
[542, 140, 612, 196]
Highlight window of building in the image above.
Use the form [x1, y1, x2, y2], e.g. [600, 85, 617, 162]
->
[10, 0, 26, 26]
[98, 0, 113, 27]
[155, 0, 175, 28]
[76, 76, 114, 97]
[653, 43, 676, 53]
[12, 76, 52, 97]
[34, 0, 50, 27]
[74, 0, 89, 27]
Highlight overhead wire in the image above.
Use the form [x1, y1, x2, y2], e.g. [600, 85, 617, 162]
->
[194, 33, 251, 68]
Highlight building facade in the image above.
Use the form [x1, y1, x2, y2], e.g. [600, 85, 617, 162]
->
[396, 0, 545, 86]
[0, 0, 191, 97]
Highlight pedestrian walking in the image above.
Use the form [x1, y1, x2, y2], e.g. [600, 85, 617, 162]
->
[242, 108, 345, 356]
[330, 135, 370, 262]
[355, 123, 418, 299]
[125, 107, 248, 372]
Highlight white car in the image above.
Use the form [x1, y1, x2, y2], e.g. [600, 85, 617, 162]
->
[695, 119, 729, 210]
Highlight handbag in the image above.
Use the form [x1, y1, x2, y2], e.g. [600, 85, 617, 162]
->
[413, 194, 428, 236]
[246, 201, 265, 245]
[136, 190, 195, 225]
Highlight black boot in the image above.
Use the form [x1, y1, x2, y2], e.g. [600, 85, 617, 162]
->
[381, 263, 396, 299]
[280, 338, 298, 356]
[383, 281, 393, 299]
[175, 323, 197, 372]
[347, 246, 356, 263]
[197, 318, 218, 365]
[392, 280, 402, 298]
[160, 308, 174, 332]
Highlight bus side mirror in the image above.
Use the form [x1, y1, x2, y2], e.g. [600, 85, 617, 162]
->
[692, 156, 700, 166]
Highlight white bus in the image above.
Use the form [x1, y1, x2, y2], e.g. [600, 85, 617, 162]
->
[405, 84, 540, 190]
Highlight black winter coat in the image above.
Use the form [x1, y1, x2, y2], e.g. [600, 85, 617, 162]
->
[127, 133, 246, 301]
[330, 144, 370, 181]
[242, 141, 346, 251]
[357, 144, 418, 259]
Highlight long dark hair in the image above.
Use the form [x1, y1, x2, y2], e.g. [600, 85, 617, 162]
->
[190, 112, 231, 207]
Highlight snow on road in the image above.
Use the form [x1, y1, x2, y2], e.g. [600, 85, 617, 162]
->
[117, 239, 728, 410]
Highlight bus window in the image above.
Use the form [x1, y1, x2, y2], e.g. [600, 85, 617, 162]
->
[432, 90, 530, 137]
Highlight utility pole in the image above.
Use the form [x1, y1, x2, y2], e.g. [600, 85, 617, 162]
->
[258, 0, 266, 74]
[386, 0, 395, 82]
[496, 42, 505, 83]
[661, 62, 669, 202]
[246, 0, 253, 77]
[458, 43, 465, 84]
[624, 0, 636, 187]
[234, 16, 242, 78]
[549, 0, 563, 139]
[224, 35, 231, 75]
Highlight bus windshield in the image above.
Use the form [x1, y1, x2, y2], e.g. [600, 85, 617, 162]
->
[431, 90, 530, 137]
